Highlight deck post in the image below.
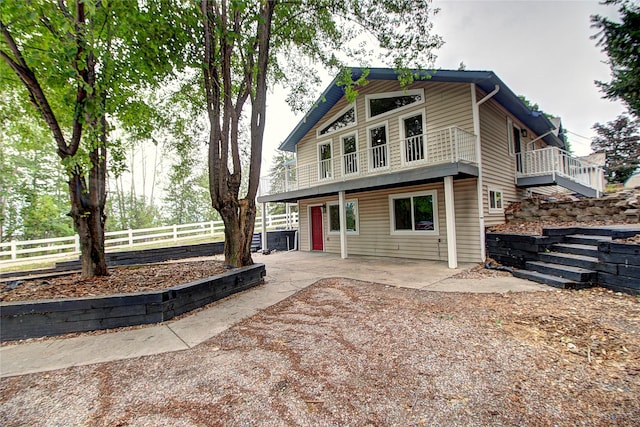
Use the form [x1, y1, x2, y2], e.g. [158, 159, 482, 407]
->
[339, 191, 347, 259]
[262, 202, 268, 252]
[444, 176, 458, 269]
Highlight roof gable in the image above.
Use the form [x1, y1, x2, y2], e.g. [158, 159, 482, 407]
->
[279, 68, 564, 152]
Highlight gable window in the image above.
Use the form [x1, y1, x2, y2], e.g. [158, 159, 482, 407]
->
[488, 188, 504, 213]
[389, 190, 438, 235]
[366, 89, 424, 120]
[318, 140, 333, 180]
[318, 105, 356, 136]
[341, 133, 359, 176]
[400, 110, 426, 164]
[328, 200, 359, 234]
[367, 122, 389, 170]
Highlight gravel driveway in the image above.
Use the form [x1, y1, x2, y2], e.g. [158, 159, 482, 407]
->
[1, 278, 639, 426]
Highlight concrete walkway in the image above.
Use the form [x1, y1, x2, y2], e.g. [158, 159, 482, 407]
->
[0, 251, 550, 377]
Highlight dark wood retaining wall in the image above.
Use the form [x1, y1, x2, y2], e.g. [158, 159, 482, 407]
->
[0, 264, 265, 342]
[597, 242, 640, 294]
[486, 230, 640, 295]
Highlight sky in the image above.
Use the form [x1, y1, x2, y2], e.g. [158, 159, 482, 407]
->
[261, 0, 627, 167]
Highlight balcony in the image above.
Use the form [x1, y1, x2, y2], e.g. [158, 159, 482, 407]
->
[516, 147, 604, 197]
[260, 126, 477, 199]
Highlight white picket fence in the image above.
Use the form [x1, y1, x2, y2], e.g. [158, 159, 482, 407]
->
[0, 212, 298, 265]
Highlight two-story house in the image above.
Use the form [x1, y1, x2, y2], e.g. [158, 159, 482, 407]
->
[257, 68, 604, 268]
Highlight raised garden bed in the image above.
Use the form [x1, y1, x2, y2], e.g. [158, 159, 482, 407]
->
[0, 264, 265, 342]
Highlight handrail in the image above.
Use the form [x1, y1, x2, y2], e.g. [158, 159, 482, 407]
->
[516, 146, 605, 193]
[0, 212, 299, 265]
[261, 126, 477, 195]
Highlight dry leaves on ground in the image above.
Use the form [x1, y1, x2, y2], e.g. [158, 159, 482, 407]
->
[0, 260, 228, 302]
[2, 279, 639, 426]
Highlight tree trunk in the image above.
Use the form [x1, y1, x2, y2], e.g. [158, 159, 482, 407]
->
[68, 165, 108, 277]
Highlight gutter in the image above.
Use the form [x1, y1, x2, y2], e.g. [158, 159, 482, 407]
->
[471, 83, 500, 262]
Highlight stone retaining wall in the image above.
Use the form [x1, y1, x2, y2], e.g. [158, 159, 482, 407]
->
[507, 189, 640, 224]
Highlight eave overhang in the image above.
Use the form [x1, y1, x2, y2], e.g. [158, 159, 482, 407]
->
[257, 162, 478, 204]
[279, 68, 564, 152]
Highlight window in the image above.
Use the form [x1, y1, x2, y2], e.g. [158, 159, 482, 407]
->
[367, 122, 389, 170]
[318, 140, 333, 180]
[366, 89, 424, 120]
[389, 190, 438, 235]
[341, 133, 359, 175]
[488, 188, 504, 213]
[318, 105, 356, 136]
[328, 200, 359, 234]
[399, 109, 426, 164]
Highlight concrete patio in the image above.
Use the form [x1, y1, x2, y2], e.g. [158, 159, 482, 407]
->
[0, 251, 550, 377]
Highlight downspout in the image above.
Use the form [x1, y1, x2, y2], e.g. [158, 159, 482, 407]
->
[471, 83, 499, 262]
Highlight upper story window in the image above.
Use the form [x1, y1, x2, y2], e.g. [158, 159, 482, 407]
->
[317, 140, 333, 180]
[318, 105, 356, 136]
[366, 89, 424, 120]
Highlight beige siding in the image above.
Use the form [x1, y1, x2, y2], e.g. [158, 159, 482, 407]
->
[298, 180, 482, 263]
[295, 80, 474, 181]
[477, 86, 553, 227]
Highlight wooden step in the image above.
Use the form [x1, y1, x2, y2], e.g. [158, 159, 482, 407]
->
[512, 269, 586, 289]
[538, 252, 601, 270]
[552, 243, 599, 257]
[564, 234, 611, 245]
[525, 261, 597, 283]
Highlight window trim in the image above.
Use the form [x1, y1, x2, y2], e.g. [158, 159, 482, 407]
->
[388, 190, 439, 236]
[365, 88, 425, 121]
[316, 104, 357, 137]
[340, 132, 359, 176]
[327, 199, 359, 235]
[317, 139, 333, 181]
[398, 108, 427, 165]
[488, 187, 504, 214]
[366, 121, 390, 171]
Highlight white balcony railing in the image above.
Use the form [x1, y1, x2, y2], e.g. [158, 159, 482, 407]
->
[516, 146, 605, 193]
[261, 126, 477, 196]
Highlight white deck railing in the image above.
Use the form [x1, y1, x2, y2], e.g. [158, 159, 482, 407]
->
[0, 213, 299, 265]
[516, 146, 604, 193]
[262, 126, 477, 195]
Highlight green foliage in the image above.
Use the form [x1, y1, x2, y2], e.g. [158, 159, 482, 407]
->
[591, 114, 640, 183]
[0, 89, 69, 241]
[592, 0, 640, 118]
[105, 194, 162, 232]
[21, 193, 73, 240]
[517, 95, 571, 153]
[271, 0, 443, 112]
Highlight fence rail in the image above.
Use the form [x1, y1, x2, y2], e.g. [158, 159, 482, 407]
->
[0, 213, 299, 265]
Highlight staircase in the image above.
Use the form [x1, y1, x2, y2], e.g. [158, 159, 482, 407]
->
[512, 229, 612, 289]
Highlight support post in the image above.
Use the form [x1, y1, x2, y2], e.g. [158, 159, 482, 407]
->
[338, 191, 347, 259]
[261, 202, 268, 252]
[444, 176, 458, 269]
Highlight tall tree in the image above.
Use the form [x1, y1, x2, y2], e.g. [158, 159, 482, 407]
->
[592, 114, 640, 183]
[197, 0, 442, 267]
[1, 1, 189, 276]
[592, 0, 640, 118]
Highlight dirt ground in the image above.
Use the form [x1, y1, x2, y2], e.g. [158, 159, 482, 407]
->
[2, 278, 639, 426]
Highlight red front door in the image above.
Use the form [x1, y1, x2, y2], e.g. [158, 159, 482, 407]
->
[311, 206, 324, 251]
